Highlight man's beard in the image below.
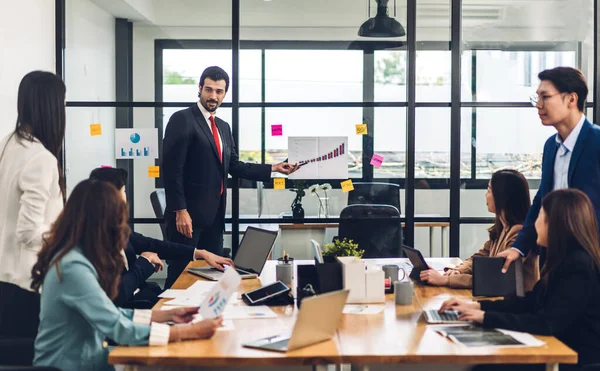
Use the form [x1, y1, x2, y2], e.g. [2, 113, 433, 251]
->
[202, 99, 219, 112]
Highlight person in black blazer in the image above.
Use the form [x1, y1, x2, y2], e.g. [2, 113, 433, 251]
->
[441, 189, 600, 371]
[89, 167, 234, 307]
[499, 67, 600, 272]
[162, 66, 298, 288]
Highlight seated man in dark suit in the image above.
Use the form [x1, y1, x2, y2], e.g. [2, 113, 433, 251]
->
[89, 167, 233, 307]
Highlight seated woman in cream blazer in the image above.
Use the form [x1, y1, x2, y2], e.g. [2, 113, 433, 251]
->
[420, 169, 539, 292]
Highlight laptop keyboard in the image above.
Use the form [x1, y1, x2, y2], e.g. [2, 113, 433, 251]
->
[425, 309, 461, 322]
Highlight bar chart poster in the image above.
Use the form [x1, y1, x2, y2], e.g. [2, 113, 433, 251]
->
[115, 128, 159, 159]
[288, 136, 348, 179]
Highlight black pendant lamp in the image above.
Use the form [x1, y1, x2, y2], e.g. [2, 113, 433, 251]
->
[358, 0, 406, 38]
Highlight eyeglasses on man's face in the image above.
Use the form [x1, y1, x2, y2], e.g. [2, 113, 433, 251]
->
[529, 92, 563, 107]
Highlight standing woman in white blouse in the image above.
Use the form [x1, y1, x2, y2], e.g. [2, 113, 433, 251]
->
[0, 71, 66, 343]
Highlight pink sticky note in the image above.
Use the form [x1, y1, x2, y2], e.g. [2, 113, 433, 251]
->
[271, 124, 283, 136]
[370, 154, 384, 168]
[100, 165, 113, 168]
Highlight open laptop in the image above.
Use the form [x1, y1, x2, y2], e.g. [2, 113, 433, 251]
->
[410, 282, 466, 324]
[243, 290, 349, 352]
[187, 227, 277, 281]
[423, 309, 464, 323]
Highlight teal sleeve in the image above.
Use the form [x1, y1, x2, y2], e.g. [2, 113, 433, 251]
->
[59, 260, 151, 346]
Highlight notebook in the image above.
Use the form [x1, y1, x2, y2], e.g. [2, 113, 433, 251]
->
[472, 256, 524, 297]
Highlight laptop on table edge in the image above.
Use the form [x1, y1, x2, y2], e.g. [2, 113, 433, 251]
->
[242, 289, 350, 352]
[187, 226, 278, 281]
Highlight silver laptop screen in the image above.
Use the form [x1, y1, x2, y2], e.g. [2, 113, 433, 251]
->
[233, 228, 277, 273]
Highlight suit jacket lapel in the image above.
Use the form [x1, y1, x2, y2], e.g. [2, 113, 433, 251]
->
[568, 119, 592, 186]
[191, 104, 220, 163]
[542, 135, 559, 194]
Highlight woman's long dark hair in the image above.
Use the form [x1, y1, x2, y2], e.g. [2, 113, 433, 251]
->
[14, 71, 66, 196]
[540, 189, 600, 286]
[488, 169, 531, 241]
[31, 180, 130, 299]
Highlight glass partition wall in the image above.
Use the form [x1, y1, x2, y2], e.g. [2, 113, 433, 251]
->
[59, 0, 598, 259]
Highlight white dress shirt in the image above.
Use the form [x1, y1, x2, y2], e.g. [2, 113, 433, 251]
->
[0, 133, 63, 291]
[553, 114, 585, 190]
[197, 101, 223, 158]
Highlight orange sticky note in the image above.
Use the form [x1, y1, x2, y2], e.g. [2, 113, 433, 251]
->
[341, 179, 354, 193]
[355, 124, 367, 135]
[274, 178, 285, 190]
[90, 123, 102, 136]
[148, 166, 160, 178]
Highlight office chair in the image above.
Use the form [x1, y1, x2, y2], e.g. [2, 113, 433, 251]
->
[150, 189, 168, 240]
[150, 189, 232, 258]
[337, 204, 403, 258]
[347, 182, 401, 214]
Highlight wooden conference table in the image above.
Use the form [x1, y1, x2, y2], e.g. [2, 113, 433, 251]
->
[109, 259, 576, 370]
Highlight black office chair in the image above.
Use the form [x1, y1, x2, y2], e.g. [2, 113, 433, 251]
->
[150, 189, 232, 258]
[150, 189, 168, 240]
[347, 182, 401, 214]
[337, 204, 403, 258]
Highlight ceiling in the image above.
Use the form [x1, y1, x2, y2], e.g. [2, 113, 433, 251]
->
[89, 0, 593, 42]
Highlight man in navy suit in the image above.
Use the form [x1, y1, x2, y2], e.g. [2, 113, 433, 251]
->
[500, 67, 600, 272]
[162, 66, 298, 288]
[89, 167, 234, 307]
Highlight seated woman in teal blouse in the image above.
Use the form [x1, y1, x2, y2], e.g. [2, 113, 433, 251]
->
[31, 179, 222, 371]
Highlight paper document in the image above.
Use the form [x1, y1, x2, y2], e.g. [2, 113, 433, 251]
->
[288, 136, 348, 179]
[165, 295, 205, 307]
[343, 304, 386, 315]
[115, 128, 158, 159]
[189, 317, 235, 331]
[159, 305, 189, 311]
[199, 268, 242, 319]
[158, 289, 188, 299]
[430, 325, 545, 348]
[222, 305, 278, 319]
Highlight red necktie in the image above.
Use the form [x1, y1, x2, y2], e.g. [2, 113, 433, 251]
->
[209, 116, 223, 195]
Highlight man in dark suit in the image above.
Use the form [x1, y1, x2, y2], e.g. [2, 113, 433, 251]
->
[499, 67, 600, 272]
[89, 167, 234, 307]
[162, 66, 298, 288]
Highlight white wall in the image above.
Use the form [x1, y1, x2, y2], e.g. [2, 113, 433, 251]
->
[64, 0, 116, 193]
[0, 0, 55, 140]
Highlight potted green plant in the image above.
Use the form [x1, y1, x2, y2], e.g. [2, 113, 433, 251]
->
[322, 238, 365, 261]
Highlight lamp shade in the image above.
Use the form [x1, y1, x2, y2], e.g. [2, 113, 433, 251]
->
[358, 0, 406, 38]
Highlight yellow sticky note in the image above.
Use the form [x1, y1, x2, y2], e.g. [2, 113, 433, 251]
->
[274, 178, 285, 190]
[148, 166, 160, 178]
[341, 179, 354, 193]
[355, 124, 367, 135]
[90, 123, 102, 136]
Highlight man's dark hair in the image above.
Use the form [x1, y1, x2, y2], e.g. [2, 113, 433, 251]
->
[199, 66, 230, 94]
[89, 167, 128, 190]
[538, 67, 588, 112]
